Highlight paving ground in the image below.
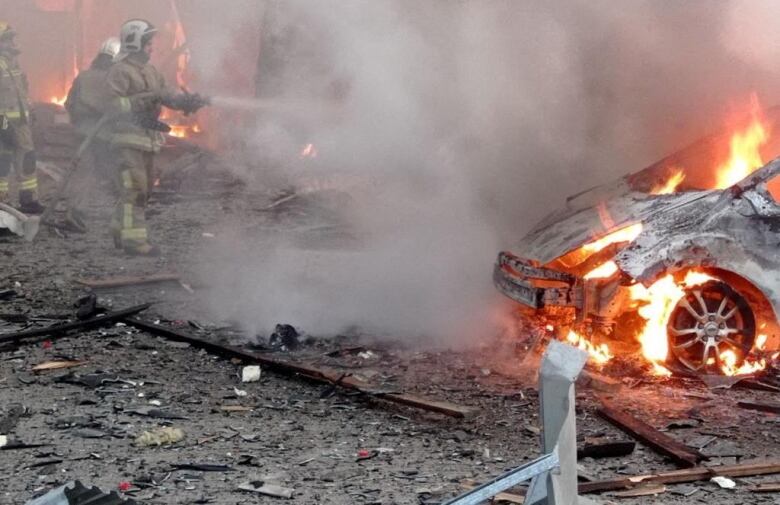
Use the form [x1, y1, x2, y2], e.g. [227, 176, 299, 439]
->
[2, 144, 780, 504]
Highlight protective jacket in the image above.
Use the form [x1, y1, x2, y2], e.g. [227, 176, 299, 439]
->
[105, 56, 177, 152]
[65, 66, 114, 136]
[0, 53, 29, 122]
[0, 51, 38, 204]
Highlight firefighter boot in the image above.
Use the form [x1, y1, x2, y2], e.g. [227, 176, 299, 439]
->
[18, 189, 44, 215]
[63, 207, 87, 233]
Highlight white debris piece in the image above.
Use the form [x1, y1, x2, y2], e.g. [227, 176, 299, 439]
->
[0, 435, 7, 448]
[0, 203, 39, 241]
[711, 476, 736, 489]
[242, 365, 262, 383]
[234, 387, 248, 397]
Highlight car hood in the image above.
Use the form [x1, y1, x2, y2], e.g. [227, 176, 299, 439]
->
[509, 182, 717, 265]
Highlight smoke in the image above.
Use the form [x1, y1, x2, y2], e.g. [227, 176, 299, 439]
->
[194, 0, 780, 344]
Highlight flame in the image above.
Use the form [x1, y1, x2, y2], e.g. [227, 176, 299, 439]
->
[756, 333, 768, 350]
[720, 350, 766, 376]
[651, 169, 686, 195]
[582, 223, 643, 255]
[630, 271, 768, 376]
[168, 125, 189, 138]
[50, 94, 67, 107]
[50, 51, 79, 107]
[714, 95, 769, 188]
[629, 271, 713, 373]
[566, 330, 612, 365]
[583, 260, 619, 280]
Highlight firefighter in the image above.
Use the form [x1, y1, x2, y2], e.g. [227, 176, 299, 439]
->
[63, 37, 121, 232]
[0, 22, 43, 214]
[106, 19, 206, 256]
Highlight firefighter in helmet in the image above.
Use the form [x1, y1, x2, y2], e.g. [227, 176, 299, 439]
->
[63, 37, 121, 232]
[106, 19, 207, 255]
[0, 22, 43, 214]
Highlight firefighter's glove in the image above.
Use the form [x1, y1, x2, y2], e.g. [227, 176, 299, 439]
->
[172, 91, 210, 116]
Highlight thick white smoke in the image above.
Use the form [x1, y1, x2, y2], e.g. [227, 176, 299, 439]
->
[195, 0, 780, 344]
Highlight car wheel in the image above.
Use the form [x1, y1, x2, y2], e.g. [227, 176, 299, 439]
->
[667, 280, 756, 374]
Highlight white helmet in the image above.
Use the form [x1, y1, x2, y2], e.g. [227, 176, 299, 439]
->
[116, 19, 156, 60]
[98, 37, 121, 58]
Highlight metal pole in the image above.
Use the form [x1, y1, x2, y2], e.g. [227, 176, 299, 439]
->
[539, 340, 588, 505]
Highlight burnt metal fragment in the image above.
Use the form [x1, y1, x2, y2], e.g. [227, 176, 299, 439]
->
[269, 323, 300, 350]
[25, 480, 139, 505]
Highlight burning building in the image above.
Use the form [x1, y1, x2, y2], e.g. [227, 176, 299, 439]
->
[495, 96, 780, 377]
[0, 0, 263, 149]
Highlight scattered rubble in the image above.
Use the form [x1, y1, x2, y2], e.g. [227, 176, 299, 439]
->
[25, 481, 138, 505]
[134, 427, 185, 447]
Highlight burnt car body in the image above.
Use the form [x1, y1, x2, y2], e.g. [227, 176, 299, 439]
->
[494, 112, 780, 373]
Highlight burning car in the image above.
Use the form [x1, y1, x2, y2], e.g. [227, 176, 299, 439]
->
[494, 98, 780, 376]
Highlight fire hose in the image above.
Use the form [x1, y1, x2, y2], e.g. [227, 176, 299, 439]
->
[39, 112, 114, 233]
[40, 90, 208, 234]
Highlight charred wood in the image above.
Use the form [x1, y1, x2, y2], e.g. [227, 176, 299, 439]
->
[596, 403, 705, 468]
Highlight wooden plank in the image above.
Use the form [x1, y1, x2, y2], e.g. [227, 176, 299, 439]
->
[736, 379, 780, 393]
[597, 403, 704, 468]
[0, 304, 152, 345]
[750, 482, 780, 493]
[611, 484, 666, 497]
[737, 400, 780, 415]
[75, 273, 180, 289]
[32, 360, 86, 372]
[577, 441, 635, 460]
[123, 317, 476, 419]
[579, 459, 780, 494]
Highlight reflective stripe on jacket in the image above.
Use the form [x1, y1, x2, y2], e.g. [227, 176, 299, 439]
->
[0, 56, 29, 121]
[106, 57, 174, 152]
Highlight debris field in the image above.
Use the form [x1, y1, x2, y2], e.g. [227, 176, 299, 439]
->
[4, 131, 780, 504]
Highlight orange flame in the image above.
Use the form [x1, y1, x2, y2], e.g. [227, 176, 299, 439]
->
[720, 350, 766, 376]
[629, 271, 713, 373]
[50, 94, 67, 107]
[651, 169, 686, 195]
[582, 223, 643, 255]
[566, 330, 613, 366]
[715, 95, 769, 188]
[583, 260, 619, 280]
[168, 125, 189, 138]
[756, 333, 768, 351]
[630, 271, 768, 376]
